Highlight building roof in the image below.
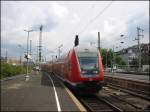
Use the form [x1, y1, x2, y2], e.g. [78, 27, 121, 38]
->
[117, 43, 149, 55]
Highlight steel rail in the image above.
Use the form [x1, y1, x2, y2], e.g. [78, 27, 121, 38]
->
[78, 95, 123, 112]
[107, 85, 150, 101]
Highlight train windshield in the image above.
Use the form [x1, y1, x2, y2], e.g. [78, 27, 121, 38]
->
[78, 52, 99, 70]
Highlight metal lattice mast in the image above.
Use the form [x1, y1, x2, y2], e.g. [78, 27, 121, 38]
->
[39, 25, 43, 63]
[134, 27, 144, 71]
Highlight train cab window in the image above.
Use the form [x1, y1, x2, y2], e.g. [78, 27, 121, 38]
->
[79, 57, 98, 69]
[77, 52, 99, 76]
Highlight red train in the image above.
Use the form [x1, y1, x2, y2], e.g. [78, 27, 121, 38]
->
[42, 44, 104, 93]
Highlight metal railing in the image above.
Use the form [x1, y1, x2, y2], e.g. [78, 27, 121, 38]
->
[104, 65, 149, 73]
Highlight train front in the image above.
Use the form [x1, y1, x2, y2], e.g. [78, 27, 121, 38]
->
[73, 45, 104, 93]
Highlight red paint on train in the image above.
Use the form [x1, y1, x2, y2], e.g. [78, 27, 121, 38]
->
[42, 45, 104, 93]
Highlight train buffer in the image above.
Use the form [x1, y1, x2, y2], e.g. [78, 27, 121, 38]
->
[1, 71, 86, 111]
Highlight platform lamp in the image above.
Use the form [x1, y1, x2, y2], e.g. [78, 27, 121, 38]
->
[24, 29, 33, 81]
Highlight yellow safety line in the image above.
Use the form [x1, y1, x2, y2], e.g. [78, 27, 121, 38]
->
[60, 82, 86, 112]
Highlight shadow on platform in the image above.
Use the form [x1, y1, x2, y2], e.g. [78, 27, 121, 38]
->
[41, 72, 52, 86]
[40, 72, 63, 88]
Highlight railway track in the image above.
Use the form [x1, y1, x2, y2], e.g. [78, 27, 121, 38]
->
[104, 76, 150, 96]
[78, 95, 123, 112]
[107, 84, 150, 101]
[98, 86, 150, 112]
[49, 73, 150, 112]
[73, 86, 150, 112]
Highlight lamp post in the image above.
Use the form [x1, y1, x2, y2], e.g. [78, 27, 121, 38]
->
[112, 41, 124, 72]
[120, 34, 130, 70]
[24, 29, 33, 81]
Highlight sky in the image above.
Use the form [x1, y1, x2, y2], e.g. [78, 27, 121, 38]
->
[1, 1, 149, 61]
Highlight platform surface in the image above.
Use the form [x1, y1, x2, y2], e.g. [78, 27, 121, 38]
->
[105, 72, 150, 83]
[1, 71, 82, 111]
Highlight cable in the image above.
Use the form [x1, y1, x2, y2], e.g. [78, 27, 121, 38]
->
[78, 1, 113, 35]
[63, 3, 96, 48]
[63, 1, 113, 49]
[74, 3, 95, 34]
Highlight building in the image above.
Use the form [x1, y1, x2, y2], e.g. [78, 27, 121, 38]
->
[116, 43, 149, 67]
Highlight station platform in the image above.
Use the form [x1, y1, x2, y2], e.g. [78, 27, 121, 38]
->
[104, 72, 150, 83]
[1, 71, 86, 111]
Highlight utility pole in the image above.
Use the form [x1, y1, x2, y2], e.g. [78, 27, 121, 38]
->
[29, 40, 32, 67]
[36, 46, 39, 65]
[5, 48, 7, 63]
[30, 40, 32, 56]
[20, 55, 22, 64]
[98, 32, 100, 52]
[134, 27, 144, 71]
[18, 44, 24, 65]
[106, 49, 107, 68]
[24, 29, 33, 81]
[112, 45, 115, 72]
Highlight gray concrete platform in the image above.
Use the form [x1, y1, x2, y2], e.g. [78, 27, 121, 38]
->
[1, 71, 82, 111]
[105, 72, 150, 83]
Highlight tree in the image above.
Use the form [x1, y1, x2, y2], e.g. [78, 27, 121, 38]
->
[115, 54, 126, 65]
[100, 48, 126, 67]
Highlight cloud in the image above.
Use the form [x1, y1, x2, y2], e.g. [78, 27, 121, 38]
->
[1, 1, 149, 61]
[1, 1, 70, 55]
[70, 14, 80, 24]
[50, 2, 69, 19]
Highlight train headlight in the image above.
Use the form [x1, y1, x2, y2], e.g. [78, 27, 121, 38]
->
[93, 71, 98, 74]
[82, 71, 86, 74]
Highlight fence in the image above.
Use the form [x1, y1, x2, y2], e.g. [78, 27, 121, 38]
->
[104, 65, 149, 73]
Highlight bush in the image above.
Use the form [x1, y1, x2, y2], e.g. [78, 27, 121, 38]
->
[0, 63, 32, 79]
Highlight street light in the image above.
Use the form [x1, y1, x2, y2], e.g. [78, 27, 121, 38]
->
[24, 29, 33, 81]
[112, 40, 125, 72]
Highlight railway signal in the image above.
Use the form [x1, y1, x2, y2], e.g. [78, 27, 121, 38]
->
[74, 35, 79, 47]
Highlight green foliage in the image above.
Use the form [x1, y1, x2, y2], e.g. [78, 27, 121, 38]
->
[100, 48, 126, 67]
[115, 55, 126, 65]
[0, 63, 32, 79]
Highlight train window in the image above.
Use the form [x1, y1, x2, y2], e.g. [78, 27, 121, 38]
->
[78, 52, 99, 70]
[79, 57, 98, 68]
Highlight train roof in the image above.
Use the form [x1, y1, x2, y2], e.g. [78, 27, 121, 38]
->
[74, 44, 98, 53]
[53, 44, 98, 63]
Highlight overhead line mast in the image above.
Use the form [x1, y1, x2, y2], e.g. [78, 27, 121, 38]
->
[134, 27, 144, 71]
[39, 25, 43, 63]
